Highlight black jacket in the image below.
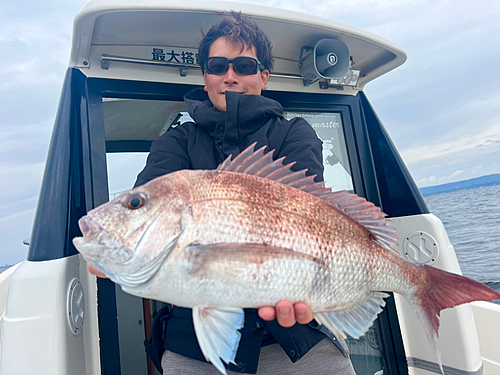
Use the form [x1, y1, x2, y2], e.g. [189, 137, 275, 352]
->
[136, 88, 323, 186]
[136, 88, 333, 374]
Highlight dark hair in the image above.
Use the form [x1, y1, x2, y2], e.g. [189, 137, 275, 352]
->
[199, 12, 274, 73]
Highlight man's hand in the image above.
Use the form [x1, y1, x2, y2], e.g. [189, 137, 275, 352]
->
[87, 263, 107, 278]
[258, 301, 313, 327]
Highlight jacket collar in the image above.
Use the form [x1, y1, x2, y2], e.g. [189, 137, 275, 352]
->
[184, 88, 283, 140]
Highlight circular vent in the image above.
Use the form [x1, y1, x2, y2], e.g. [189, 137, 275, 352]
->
[403, 231, 439, 265]
[67, 278, 85, 335]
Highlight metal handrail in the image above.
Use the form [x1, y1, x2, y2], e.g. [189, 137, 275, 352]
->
[100, 54, 303, 80]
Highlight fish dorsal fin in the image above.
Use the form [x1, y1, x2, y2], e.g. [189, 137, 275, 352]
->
[321, 191, 399, 251]
[217, 142, 322, 189]
[217, 143, 398, 252]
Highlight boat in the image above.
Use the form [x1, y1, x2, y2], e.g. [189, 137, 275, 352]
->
[1, 1, 498, 374]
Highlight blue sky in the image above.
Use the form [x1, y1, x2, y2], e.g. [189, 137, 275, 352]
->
[1, 0, 499, 266]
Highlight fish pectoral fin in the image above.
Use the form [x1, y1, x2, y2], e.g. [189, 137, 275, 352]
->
[192, 306, 244, 375]
[187, 243, 323, 276]
[314, 292, 390, 339]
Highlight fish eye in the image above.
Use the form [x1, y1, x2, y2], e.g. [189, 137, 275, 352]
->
[124, 193, 148, 210]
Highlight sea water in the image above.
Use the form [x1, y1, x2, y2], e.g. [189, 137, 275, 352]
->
[424, 184, 500, 303]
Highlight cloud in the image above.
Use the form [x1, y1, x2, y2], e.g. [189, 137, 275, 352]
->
[0, 25, 71, 90]
[400, 117, 500, 167]
[450, 170, 464, 178]
[0, 207, 36, 225]
[0, 196, 38, 217]
[361, 1, 500, 156]
[414, 153, 500, 187]
[476, 139, 500, 147]
[417, 175, 438, 184]
[417, 165, 489, 187]
[0, 162, 45, 200]
[0, 206, 35, 266]
[0, 117, 53, 148]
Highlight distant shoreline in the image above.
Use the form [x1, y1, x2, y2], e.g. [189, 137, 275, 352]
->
[419, 173, 500, 197]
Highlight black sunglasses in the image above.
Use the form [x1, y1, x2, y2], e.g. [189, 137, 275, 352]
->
[205, 56, 264, 75]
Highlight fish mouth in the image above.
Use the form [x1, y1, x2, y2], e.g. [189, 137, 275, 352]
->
[73, 215, 110, 259]
[77, 215, 108, 241]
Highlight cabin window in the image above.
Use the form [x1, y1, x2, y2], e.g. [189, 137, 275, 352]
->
[346, 328, 387, 375]
[106, 152, 148, 198]
[102, 97, 193, 197]
[102, 97, 188, 143]
[284, 111, 354, 192]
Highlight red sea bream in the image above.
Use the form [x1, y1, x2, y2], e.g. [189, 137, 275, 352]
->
[73, 144, 499, 374]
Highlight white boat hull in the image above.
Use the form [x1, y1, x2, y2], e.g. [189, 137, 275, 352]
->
[0, 256, 100, 375]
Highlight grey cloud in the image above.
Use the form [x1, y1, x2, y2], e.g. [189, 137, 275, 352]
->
[0, 208, 34, 266]
[476, 139, 500, 147]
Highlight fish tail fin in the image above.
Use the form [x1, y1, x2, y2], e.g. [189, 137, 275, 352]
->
[405, 265, 499, 373]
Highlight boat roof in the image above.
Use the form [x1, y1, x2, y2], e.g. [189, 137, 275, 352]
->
[70, 0, 407, 93]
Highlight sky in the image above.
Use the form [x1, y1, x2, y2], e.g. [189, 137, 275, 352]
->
[1, 0, 500, 266]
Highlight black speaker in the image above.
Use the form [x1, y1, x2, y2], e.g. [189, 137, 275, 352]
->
[299, 39, 350, 81]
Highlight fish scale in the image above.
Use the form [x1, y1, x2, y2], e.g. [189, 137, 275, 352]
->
[189, 173, 366, 259]
[73, 144, 499, 375]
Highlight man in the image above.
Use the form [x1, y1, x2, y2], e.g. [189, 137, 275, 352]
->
[90, 12, 354, 375]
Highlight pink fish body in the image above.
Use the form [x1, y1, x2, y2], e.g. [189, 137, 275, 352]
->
[73, 144, 498, 374]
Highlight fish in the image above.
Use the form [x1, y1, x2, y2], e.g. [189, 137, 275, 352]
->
[73, 143, 499, 374]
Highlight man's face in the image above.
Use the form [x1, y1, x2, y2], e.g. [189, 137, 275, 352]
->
[204, 37, 270, 113]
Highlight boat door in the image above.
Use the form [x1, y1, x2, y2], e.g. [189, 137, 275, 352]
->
[80, 74, 410, 374]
